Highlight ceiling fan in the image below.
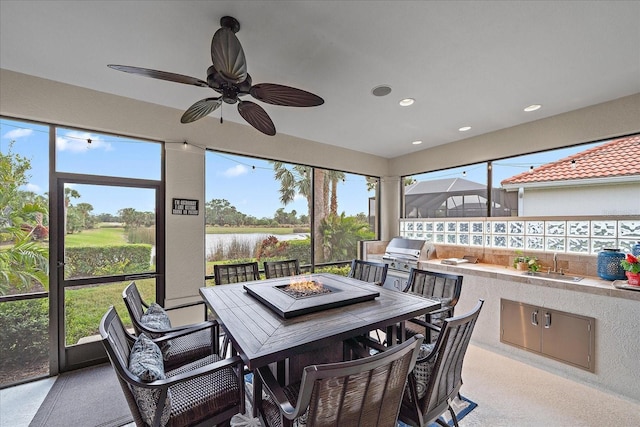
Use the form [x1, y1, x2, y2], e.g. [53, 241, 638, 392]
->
[108, 16, 324, 136]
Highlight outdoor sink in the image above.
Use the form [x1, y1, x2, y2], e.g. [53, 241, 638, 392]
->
[523, 271, 583, 282]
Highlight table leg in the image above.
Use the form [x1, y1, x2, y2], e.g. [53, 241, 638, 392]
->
[252, 370, 262, 418]
[386, 324, 397, 346]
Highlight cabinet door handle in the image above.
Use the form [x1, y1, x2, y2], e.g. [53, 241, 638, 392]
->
[531, 310, 538, 326]
[544, 312, 551, 329]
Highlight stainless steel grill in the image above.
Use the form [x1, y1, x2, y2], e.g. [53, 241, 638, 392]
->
[381, 237, 430, 290]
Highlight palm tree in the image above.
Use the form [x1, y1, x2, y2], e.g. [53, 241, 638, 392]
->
[272, 162, 312, 215]
[272, 162, 332, 262]
[324, 170, 345, 216]
[0, 146, 49, 294]
[63, 186, 80, 235]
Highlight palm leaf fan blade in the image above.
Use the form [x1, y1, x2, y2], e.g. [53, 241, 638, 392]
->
[181, 98, 223, 123]
[237, 101, 276, 136]
[250, 83, 324, 107]
[211, 28, 247, 84]
[107, 65, 208, 87]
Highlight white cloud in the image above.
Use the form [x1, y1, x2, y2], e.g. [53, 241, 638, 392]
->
[23, 183, 41, 193]
[3, 128, 33, 139]
[294, 193, 306, 201]
[56, 131, 112, 153]
[222, 164, 248, 177]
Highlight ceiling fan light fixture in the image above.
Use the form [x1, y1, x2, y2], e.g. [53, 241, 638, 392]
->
[108, 15, 323, 136]
[399, 98, 415, 106]
[524, 104, 542, 112]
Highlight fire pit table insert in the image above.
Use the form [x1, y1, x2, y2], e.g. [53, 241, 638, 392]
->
[244, 275, 380, 318]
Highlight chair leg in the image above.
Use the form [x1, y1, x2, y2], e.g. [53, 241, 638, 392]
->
[448, 403, 460, 427]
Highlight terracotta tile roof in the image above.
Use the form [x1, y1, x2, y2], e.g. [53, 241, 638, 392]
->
[501, 135, 640, 186]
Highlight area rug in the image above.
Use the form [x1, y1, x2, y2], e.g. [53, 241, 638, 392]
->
[230, 374, 477, 427]
[29, 363, 132, 427]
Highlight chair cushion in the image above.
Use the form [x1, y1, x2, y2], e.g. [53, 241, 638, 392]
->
[260, 382, 307, 427]
[162, 328, 214, 371]
[165, 354, 241, 427]
[129, 333, 172, 426]
[414, 342, 436, 399]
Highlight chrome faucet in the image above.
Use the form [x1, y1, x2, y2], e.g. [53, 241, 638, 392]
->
[553, 253, 559, 273]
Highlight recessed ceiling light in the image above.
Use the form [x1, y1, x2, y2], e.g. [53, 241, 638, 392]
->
[524, 104, 542, 112]
[399, 98, 415, 106]
[458, 126, 472, 132]
[412, 140, 423, 145]
[371, 85, 392, 97]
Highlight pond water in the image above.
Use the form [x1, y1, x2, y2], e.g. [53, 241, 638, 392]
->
[205, 233, 309, 257]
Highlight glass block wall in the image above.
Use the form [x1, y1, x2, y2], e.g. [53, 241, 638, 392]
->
[399, 218, 640, 255]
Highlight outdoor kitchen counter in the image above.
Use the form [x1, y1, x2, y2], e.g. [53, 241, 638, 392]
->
[418, 259, 640, 402]
[418, 259, 640, 302]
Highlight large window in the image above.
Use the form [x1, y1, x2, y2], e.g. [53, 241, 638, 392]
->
[204, 151, 378, 281]
[404, 136, 639, 219]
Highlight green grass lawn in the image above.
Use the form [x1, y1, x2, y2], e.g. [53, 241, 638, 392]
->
[65, 279, 155, 344]
[65, 227, 128, 247]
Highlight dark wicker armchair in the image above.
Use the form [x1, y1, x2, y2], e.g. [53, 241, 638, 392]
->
[263, 259, 301, 279]
[347, 259, 389, 286]
[213, 261, 260, 285]
[256, 334, 424, 427]
[100, 307, 244, 427]
[399, 300, 484, 427]
[123, 281, 223, 369]
[402, 269, 463, 343]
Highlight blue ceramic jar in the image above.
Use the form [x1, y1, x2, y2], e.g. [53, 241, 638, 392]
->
[632, 241, 640, 257]
[597, 248, 626, 281]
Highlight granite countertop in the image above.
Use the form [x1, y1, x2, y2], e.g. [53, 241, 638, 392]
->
[419, 259, 640, 302]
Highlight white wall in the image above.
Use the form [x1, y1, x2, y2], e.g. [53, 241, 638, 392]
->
[165, 144, 205, 307]
[519, 183, 640, 216]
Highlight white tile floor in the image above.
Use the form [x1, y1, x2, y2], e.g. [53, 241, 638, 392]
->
[2, 344, 639, 427]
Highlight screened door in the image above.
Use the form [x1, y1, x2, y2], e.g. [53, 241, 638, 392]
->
[54, 176, 164, 370]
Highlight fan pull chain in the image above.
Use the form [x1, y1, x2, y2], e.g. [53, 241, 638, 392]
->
[220, 106, 223, 124]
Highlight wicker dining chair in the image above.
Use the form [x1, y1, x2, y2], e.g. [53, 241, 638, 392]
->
[263, 259, 301, 279]
[213, 261, 261, 285]
[100, 306, 244, 427]
[399, 300, 484, 427]
[123, 281, 223, 369]
[347, 259, 389, 286]
[402, 268, 463, 343]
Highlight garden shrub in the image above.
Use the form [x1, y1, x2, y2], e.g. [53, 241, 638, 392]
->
[65, 244, 152, 278]
[315, 264, 350, 276]
[0, 298, 48, 369]
[282, 239, 311, 265]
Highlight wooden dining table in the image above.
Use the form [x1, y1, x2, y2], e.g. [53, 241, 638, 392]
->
[199, 272, 440, 414]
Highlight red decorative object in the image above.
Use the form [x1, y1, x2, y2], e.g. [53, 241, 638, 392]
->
[627, 271, 640, 286]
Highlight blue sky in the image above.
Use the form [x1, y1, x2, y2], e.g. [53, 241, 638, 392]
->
[1, 117, 603, 218]
[0, 118, 373, 218]
[205, 152, 373, 219]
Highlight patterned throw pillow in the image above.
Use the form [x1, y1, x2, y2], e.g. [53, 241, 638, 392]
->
[140, 303, 172, 356]
[413, 342, 436, 399]
[129, 333, 172, 426]
[140, 303, 172, 335]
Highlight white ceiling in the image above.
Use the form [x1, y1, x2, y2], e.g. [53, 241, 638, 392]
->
[1, 1, 639, 159]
